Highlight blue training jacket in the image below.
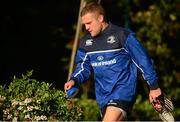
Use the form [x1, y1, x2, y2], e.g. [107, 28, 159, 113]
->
[70, 23, 159, 109]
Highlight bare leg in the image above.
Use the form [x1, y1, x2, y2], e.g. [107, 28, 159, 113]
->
[102, 106, 126, 121]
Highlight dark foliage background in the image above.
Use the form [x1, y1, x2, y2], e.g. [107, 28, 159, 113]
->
[0, 0, 81, 89]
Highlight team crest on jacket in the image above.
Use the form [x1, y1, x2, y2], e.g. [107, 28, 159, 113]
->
[97, 56, 104, 61]
[85, 39, 93, 46]
[107, 35, 116, 44]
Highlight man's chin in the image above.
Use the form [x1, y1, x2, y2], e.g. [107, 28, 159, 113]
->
[90, 33, 99, 37]
[90, 33, 94, 37]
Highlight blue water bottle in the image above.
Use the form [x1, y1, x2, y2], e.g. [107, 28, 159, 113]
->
[67, 86, 79, 98]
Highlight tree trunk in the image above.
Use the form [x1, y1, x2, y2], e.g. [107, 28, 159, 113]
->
[67, 0, 86, 81]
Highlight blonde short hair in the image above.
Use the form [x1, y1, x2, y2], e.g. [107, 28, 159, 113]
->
[80, 2, 107, 21]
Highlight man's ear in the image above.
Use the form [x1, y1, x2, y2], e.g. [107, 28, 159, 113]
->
[98, 14, 104, 22]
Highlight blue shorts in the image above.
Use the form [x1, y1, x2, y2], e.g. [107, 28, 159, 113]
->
[101, 99, 134, 118]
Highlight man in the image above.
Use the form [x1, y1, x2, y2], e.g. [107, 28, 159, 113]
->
[64, 2, 162, 121]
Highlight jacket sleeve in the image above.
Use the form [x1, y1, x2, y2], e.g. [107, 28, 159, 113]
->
[124, 33, 159, 90]
[70, 48, 92, 85]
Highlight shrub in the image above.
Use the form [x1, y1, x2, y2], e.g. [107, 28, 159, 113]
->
[0, 71, 82, 121]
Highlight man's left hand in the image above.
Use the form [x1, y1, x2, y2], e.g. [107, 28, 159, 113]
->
[149, 88, 162, 103]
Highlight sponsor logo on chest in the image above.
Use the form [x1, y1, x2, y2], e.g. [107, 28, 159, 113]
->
[91, 58, 117, 67]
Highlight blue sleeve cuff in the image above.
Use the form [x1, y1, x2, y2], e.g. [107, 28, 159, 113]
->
[149, 83, 159, 90]
[70, 77, 81, 86]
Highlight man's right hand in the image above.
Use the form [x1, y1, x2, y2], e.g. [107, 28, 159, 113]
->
[64, 80, 75, 92]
